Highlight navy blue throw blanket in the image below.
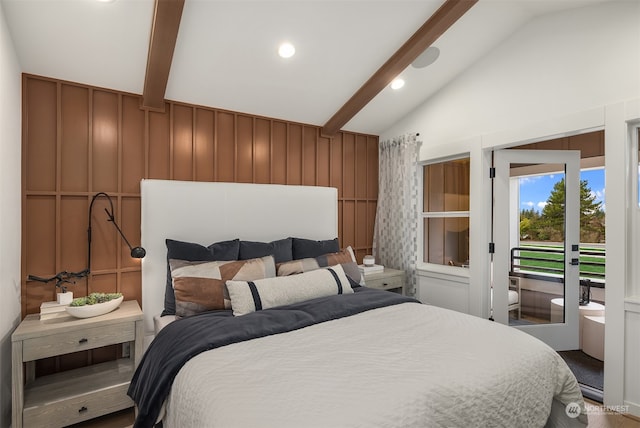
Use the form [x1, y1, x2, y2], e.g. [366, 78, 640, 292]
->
[128, 287, 418, 427]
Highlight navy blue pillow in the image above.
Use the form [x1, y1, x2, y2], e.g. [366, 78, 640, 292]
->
[291, 237, 340, 260]
[239, 238, 293, 264]
[162, 238, 240, 316]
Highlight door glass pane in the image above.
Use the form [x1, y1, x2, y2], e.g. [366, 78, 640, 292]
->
[510, 164, 565, 326]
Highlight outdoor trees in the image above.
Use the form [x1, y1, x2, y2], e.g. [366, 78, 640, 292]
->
[520, 178, 605, 243]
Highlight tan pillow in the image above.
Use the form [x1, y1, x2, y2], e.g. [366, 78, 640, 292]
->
[170, 255, 275, 318]
[276, 247, 363, 285]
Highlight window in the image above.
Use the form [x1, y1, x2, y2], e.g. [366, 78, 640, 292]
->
[422, 157, 470, 266]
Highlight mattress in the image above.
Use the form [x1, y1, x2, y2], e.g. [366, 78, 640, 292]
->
[131, 289, 586, 428]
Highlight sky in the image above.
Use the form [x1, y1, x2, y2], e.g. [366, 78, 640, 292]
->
[519, 168, 605, 212]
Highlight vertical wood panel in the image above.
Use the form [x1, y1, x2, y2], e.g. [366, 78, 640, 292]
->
[355, 135, 367, 198]
[343, 200, 355, 246]
[367, 136, 378, 198]
[121, 96, 145, 193]
[24, 195, 56, 315]
[288, 124, 302, 184]
[237, 115, 254, 183]
[317, 135, 330, 187]
[60, 85, 89, 192]
[330, 134, 343, 197]
[25, 79, 57, 191]
[342, 133, 355, 198]
[272, 121, 287, 184]
[148, 109, 170, 179]
[195, 109, 215, 182]
[121, 197, 142, 269]
[121, 271, 142, 306]
[172, 104, 193, 181]
[356, 201, 367, 248]
[254, 118, 271, 184]
[93, 91, 119, 191]
[337, 200, 343, 246]
[303, 126, 316, 185]
[25, 196, 56, 277]
[90, 197, 117, 272]
[60, 196, 88, 272]
[217, 112, 235, 182]
[89, 273, 117, 295]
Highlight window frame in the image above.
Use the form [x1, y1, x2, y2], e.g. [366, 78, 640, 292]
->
[420, 154, 471, 271]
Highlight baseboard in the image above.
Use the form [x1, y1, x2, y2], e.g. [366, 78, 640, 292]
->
[580, 383, 603, 403]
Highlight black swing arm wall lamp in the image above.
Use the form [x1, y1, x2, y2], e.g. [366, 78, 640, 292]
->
[86, 192, 146, 274]
[27, 192, 146, 290]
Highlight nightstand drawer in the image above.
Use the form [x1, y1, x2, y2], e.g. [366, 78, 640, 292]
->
[22, 323, 135, 361]
[24, 381, 132, 428]
[366, 274, 403, 291]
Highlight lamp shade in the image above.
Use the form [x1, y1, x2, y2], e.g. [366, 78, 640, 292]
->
[131, 246, 146, 259]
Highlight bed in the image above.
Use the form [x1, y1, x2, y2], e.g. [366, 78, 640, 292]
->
[128, 179, 587, 428]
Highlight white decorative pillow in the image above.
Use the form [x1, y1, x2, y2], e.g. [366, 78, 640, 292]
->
[226, 264, 354, 316]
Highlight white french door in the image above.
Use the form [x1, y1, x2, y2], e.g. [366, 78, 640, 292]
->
[493, 150, 580, 350]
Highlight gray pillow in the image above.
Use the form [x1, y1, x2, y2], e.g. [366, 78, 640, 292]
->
[291, 237, 339, 259]
[239, 238, 293, 263]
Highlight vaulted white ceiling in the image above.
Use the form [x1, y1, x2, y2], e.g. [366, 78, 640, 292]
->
[1, 0, 610, 135]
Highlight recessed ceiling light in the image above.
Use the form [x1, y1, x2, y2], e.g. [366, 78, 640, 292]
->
[412, 46, 440, 69]
[390, 78, 405, 90]
[278, 42, 295, 59]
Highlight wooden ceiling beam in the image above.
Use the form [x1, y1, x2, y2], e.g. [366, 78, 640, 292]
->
[321, 0, 478, 137]
[141, 0, 185, 111]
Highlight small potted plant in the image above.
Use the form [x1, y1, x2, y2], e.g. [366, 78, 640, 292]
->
[66, 292, 124, 318]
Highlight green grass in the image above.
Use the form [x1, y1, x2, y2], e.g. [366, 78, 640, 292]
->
[516, 244, 605, 278]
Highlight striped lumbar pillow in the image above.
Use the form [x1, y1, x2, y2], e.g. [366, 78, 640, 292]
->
[226, 264, 353, 316]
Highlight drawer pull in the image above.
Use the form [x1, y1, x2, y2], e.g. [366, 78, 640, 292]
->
[383, 283, 388, 286]
[78, 406, 88, 413]
[78, 338, 88, 344]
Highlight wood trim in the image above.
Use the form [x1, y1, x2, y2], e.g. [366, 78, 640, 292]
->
[321, 0, 478, 137]
[141, 0, 185, 111]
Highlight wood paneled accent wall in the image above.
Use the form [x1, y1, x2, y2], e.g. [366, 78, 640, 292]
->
[22, 74, 379, 320]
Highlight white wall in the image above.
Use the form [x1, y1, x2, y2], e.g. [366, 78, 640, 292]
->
[0, 2, 22, 426]
[382, 0, 640, 149]
[380, 0, 640, 413]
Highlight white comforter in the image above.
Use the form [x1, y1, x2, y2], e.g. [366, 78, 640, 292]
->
[163, 302, 586, 428]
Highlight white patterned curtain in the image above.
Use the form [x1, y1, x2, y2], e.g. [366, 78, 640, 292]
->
[373, 133, 422, 296]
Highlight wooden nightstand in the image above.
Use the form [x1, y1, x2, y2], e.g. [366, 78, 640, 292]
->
[12, 300, 143, 428]
[363, 268, 406, 294]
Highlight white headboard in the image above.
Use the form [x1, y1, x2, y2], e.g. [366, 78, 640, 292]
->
[140, 179, 338, 342]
